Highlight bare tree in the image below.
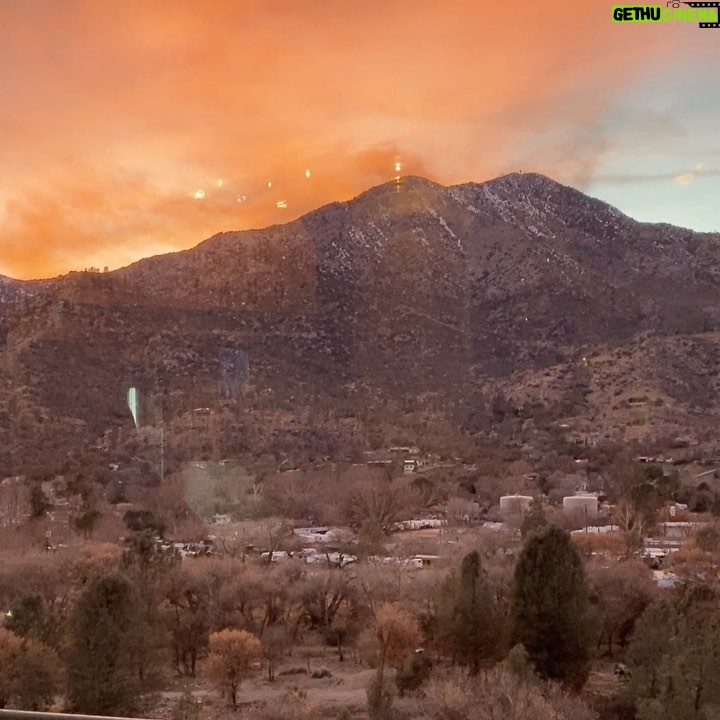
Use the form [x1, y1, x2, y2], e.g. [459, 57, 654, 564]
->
[367, 602, 422, 719]
[261, 626, 290, 681]
[614, 499, 647, 556]
[347, 477, 422, 534]
[587, 560, 655, 656]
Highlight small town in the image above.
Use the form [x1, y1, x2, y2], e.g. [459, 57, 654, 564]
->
[1, 1, 718, 719]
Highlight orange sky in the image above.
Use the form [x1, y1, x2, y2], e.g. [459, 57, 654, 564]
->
[0, 0, 716, 280]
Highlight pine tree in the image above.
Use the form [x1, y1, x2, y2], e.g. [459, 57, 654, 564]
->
[444, 551, 502, 674]
[520, 498, 548, 540]
[628, 589, 720, 720]
[67, 574, 141, 714]
[511, 525, 590, 689]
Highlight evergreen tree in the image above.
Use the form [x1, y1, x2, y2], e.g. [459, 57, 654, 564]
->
[520, 498, 548, 540]
[629, 588, 720, 720]
[5, 594, 60, 649]
[29, 485, 52, 518]
[443, 551, 502, 674]
[122, 530, 177, 685]
[511, 525, 590, 689]
[626, 600, 676, 704]
[67, 574, 141, 714]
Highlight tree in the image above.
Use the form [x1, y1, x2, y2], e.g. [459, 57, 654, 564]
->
[122, 509, 166, 536]
[614, 499, 648, 557]
[411, 476, 435, 505]
[122, 534, 176, 687]
[4, 593, 60, 648]
[166, 569, 209, 677]
[368, 603, 422, 718]
[630, 482, 662, 526]
[0, 629, 23, 707]
[29, 485, 52, 519]
[74, 509, 102, 539]
[205, 629, 262, 708]
[395, 651, 432, 697]
[298, 568, 354, 630]
[347, 477, 421, 535]
[511, 525, 590, 689]
[356, 517, 387, 558]
[66, 573, 141, 714]
[440, 551, 502, 674]
[521, 498, 549, 540]
[628, 589, 720, 720]
[0, 628, 60, 710]
[327, 602, 357, 663]
[261, 626, 290, 682]
[627, 600, 675, 702]
[588, 560, 655, 657]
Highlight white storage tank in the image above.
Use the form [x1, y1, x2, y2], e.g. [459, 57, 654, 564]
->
[563, 494, 598, 519]
[499, 495, 533, 517]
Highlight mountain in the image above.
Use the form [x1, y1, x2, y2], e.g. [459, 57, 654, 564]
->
[2, 172, 720, 474]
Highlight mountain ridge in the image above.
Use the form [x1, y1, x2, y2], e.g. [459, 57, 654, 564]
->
[2, 172, 720, 474]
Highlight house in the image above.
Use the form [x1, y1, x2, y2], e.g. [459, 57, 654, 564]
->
[411, 554, 441, 568]
[403, 459, 418, 475]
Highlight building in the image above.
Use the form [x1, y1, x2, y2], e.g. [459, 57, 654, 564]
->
[403, 459, 418, 475]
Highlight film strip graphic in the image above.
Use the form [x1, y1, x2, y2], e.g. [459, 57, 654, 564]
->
[682, 1, 720, 27]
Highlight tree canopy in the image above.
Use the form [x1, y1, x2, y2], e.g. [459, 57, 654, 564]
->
[511, 524, 590, 689]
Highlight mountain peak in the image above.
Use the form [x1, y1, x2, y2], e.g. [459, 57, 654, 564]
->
[2, 171, 720, 473]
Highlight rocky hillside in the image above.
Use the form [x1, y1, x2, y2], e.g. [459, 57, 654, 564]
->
[2, 173, 720, 473]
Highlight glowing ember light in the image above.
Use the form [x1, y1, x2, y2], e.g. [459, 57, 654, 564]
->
[237, 195, 247, 203]
[194, 189, 206, 200]
[276, 200, 287, 209]
[217, 179, 223, 187]
[305, 169, 311, 178]
[267, 181, 272, 188]
[394, 161, 401, 173]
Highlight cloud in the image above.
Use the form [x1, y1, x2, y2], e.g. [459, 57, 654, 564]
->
[674, 173, 695, 185]
[592, 167, 719, 185]
[0, 0, 711, 279]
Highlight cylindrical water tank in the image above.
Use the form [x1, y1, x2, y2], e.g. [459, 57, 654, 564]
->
[499, 495, 533, 516]
[563, 494, 598, 519]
